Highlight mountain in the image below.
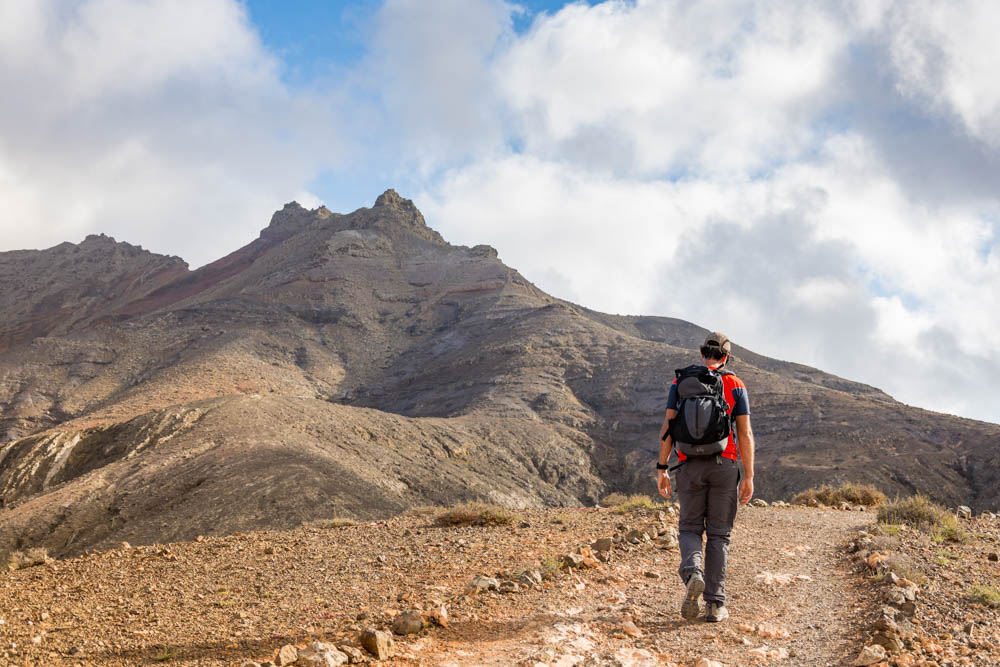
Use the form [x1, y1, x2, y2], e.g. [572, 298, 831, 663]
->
[1, 190, 997, 559]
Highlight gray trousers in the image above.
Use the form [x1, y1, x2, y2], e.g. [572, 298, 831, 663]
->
[676, 455, 740, 604]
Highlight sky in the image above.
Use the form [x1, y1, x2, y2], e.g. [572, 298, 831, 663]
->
[1, 0, 999, 424]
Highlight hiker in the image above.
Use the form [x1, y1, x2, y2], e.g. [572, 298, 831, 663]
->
[656, 332, 755, 623]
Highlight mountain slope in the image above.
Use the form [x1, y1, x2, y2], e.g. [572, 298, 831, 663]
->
[1, 190, 998, 559]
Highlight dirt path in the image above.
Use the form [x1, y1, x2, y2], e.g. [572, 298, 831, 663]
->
[415, 506, 875, 666]
[0, 505, 875, 666]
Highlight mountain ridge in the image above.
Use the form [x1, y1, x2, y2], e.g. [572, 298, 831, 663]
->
[1, 189, 998, 560]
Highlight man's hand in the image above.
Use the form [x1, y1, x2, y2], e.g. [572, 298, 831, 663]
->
[739, 477, 754, 506]
[657, 469, 672, 499]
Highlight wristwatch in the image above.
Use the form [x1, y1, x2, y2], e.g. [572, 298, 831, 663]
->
[656, 462, 669, 470]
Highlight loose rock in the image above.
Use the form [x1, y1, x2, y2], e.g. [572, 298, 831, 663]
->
[853, 644, 887, 665]
[591, 537, 613, 553]
[275, 644, 298, 666]
[465, 575, 499, 594]
[359, 630, 394, 660]
[391, 612, 424, 636]
[298, 641, 349, 666]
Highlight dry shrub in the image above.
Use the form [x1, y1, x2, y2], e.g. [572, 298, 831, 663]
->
[967, 584, 1000, 608]
[878, 495, 968, 543]
[600, 492, 630, 508]
[931, 513, 968, 544]
[965, 584, 1000, 609]
[792, 483, 886, 507]
[885, 552, 927, 586]
[8, 547, 50, 570]
[435, 502, 515, 527]
[610, 494, 661, 514]
[877, 495, 944, 528]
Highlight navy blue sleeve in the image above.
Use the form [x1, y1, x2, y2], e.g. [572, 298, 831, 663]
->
[666, 382, 678, 411]
[730, 385, 750, 417]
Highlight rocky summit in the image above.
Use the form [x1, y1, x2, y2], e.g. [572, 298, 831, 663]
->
[1, 189, 998, 559]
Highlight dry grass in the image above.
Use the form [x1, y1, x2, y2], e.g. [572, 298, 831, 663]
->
[435, 502, 515, 527]
[877, 495, 944, 528]
[599, 492, 630, 508]
[877, 522, 903, 536]
[877, 495, 968, 543]
[609, 494, 663, 514]
[791, 483, 886, 507]
[7, 547, 51, 570]
[885, 552, 927, 586]
[967, 584, 1000, 608]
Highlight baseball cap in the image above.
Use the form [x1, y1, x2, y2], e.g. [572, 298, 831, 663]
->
[703, 332, 731, 355]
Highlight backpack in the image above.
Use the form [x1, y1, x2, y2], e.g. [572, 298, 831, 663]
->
[668, 365, 732, 458]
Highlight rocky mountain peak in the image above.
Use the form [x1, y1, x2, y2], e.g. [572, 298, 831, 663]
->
[259, 201, 318, 243]
[369, 189, 444, 245]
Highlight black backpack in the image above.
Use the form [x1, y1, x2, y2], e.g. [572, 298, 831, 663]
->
[667, 365, 732, 458]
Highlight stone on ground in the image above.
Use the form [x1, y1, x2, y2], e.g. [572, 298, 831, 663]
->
[852, 644, 887, 665]
[275, 644, 298, 666]
[359, 629, 394, 660]
[298, 641, 349, 666]
[391, 611, 424, 635]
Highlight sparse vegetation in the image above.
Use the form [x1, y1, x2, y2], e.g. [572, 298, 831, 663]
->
[600, 492, 630, 507]
[608, 494, 665, 514]
[435, 502, 515, 527]
[876, 495, 941, 528]
[931, 513, 968, 544]
[877, 495, 967, 543]
[877, 522, 903, 536]
[885, 552, 927, 586]
[966, 584, 1000, 608]
[933, 549, 959, 566]
[151, 648, 176, 662]
[7, 547, 50, 570]
[792, 483, 886, 507]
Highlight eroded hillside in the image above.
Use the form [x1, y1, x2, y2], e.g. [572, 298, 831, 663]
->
[1, 190, 998, 559]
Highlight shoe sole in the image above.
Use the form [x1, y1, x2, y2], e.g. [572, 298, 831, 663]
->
[681, 576, 704, 619]
[705, 609, 729, 623]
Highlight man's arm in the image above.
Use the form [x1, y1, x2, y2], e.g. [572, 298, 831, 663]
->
[657, 409, 677, 498]
[735, 414, 754, 505]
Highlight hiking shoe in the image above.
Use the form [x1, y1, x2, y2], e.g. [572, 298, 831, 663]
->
[680, 573, 704, 619]
[705, 602, 729, 623]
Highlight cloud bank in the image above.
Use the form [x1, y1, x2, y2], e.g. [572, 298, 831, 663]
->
[1, 0, 998, 423]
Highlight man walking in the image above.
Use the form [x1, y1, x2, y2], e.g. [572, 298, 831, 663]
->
[656, 332, 755, 623]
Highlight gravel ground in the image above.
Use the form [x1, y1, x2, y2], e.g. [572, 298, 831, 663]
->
[844, 512, 1000, 666]
[1, 505, 881, 666]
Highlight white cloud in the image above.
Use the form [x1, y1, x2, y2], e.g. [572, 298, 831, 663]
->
[882, 1, 1000, 147]
[408, 0, 1000, 422]
[0, 0, 339, 267]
